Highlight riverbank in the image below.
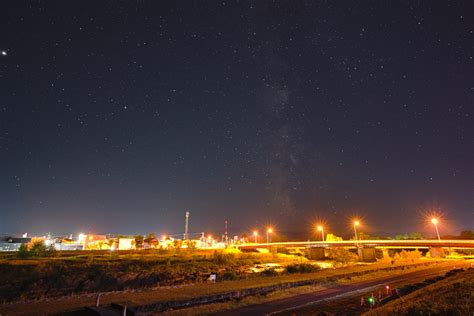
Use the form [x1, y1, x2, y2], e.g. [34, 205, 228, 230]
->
[0, 258, 450, 315]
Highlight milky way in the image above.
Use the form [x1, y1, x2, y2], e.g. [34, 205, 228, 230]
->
[0, 1, 472, 237]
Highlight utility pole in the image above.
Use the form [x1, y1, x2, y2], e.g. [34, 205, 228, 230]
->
[185, 211, 190, 240]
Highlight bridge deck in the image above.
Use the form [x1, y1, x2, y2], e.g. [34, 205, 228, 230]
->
[237, 239, 474, 249]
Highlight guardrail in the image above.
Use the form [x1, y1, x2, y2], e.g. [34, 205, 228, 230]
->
[237, 239, 474, 249]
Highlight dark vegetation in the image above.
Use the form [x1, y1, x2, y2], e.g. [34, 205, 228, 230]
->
[0, 244, 439, 303]
[285, 263, 320, 274]
[17, 241, 57, 258]
[367, 268, 474, 316]
[0, 250, 319, 302]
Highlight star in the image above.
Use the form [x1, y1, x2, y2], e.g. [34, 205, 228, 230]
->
[1, 50, 7, 56]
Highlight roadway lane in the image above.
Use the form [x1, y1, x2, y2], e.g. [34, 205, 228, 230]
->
[211, 261, 468, 316]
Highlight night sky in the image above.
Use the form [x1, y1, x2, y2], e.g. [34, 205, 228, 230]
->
[1, 1, 473, 238]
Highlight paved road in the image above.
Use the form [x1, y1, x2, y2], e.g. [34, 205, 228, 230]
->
[211, 261, 469, 316]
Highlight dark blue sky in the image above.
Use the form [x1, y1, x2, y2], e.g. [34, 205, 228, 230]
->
[1, 1, 473, 238]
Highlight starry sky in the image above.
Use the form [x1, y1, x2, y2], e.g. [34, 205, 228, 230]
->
[1, 1, 473, 238]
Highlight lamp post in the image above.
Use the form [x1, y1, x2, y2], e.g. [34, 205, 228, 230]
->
[253, 231, 258, 243]
[266, 228, 273, 244]
[353, 220, 360, 242]
[431, 218, 441, 241]
[317, 225, 324, 241]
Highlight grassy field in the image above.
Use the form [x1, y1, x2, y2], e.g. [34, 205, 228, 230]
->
[365, 267, 474, 315]
[0, 257, 448, 316]
[0, 249, 307, 302]
[162, 260, 461, 315]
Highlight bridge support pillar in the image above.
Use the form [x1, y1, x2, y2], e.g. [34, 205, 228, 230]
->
[429, 247, 446, 258]
[305, 247, 325, 260]
[381, 248, 390, 260]
[358, 247, 376, 262]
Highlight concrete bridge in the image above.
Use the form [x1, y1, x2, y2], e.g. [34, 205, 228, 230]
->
[237, 239, 474, 261]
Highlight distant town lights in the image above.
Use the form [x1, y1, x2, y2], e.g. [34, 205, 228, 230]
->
[78, 233, 86, 242]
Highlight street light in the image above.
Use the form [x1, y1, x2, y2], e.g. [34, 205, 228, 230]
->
[266, 228, 273, 244]
[353, 220, 360, 241]
[317, 225, 324, 241]
[253, 231, 258, 243]
[431, 218, 441, 241]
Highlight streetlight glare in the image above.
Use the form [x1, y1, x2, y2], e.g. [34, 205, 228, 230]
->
[317, 225, 325, 241]
[253, 230, 258, 243]
[353, 220, 360, 242]
[266, 228, 273, 244]
[431, 217, 441, 241]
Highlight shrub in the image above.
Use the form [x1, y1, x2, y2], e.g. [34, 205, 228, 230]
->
[326, 248, 358, 264]
[17, 244, 29, 259]
[221, 270, 238, 281]
[212, 251, 235, 265]
[29, 241, 47, 257]
[285, 263, 320, 274]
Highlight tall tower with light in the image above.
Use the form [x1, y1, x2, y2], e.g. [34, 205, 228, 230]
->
[184, 211, 190, 240]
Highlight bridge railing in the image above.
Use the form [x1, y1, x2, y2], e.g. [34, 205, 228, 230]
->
[237, 239, 474, 248]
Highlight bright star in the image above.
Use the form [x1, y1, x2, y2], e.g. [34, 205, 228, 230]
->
[1, 51, 7, 56]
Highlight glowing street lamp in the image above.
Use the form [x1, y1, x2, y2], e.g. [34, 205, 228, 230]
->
[431, 218, 441, 241]
[253, 231, 258, 243]
[353, 220, 360, 241]
[266, 228, 273, 244]
[317, 225, 325, 241]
